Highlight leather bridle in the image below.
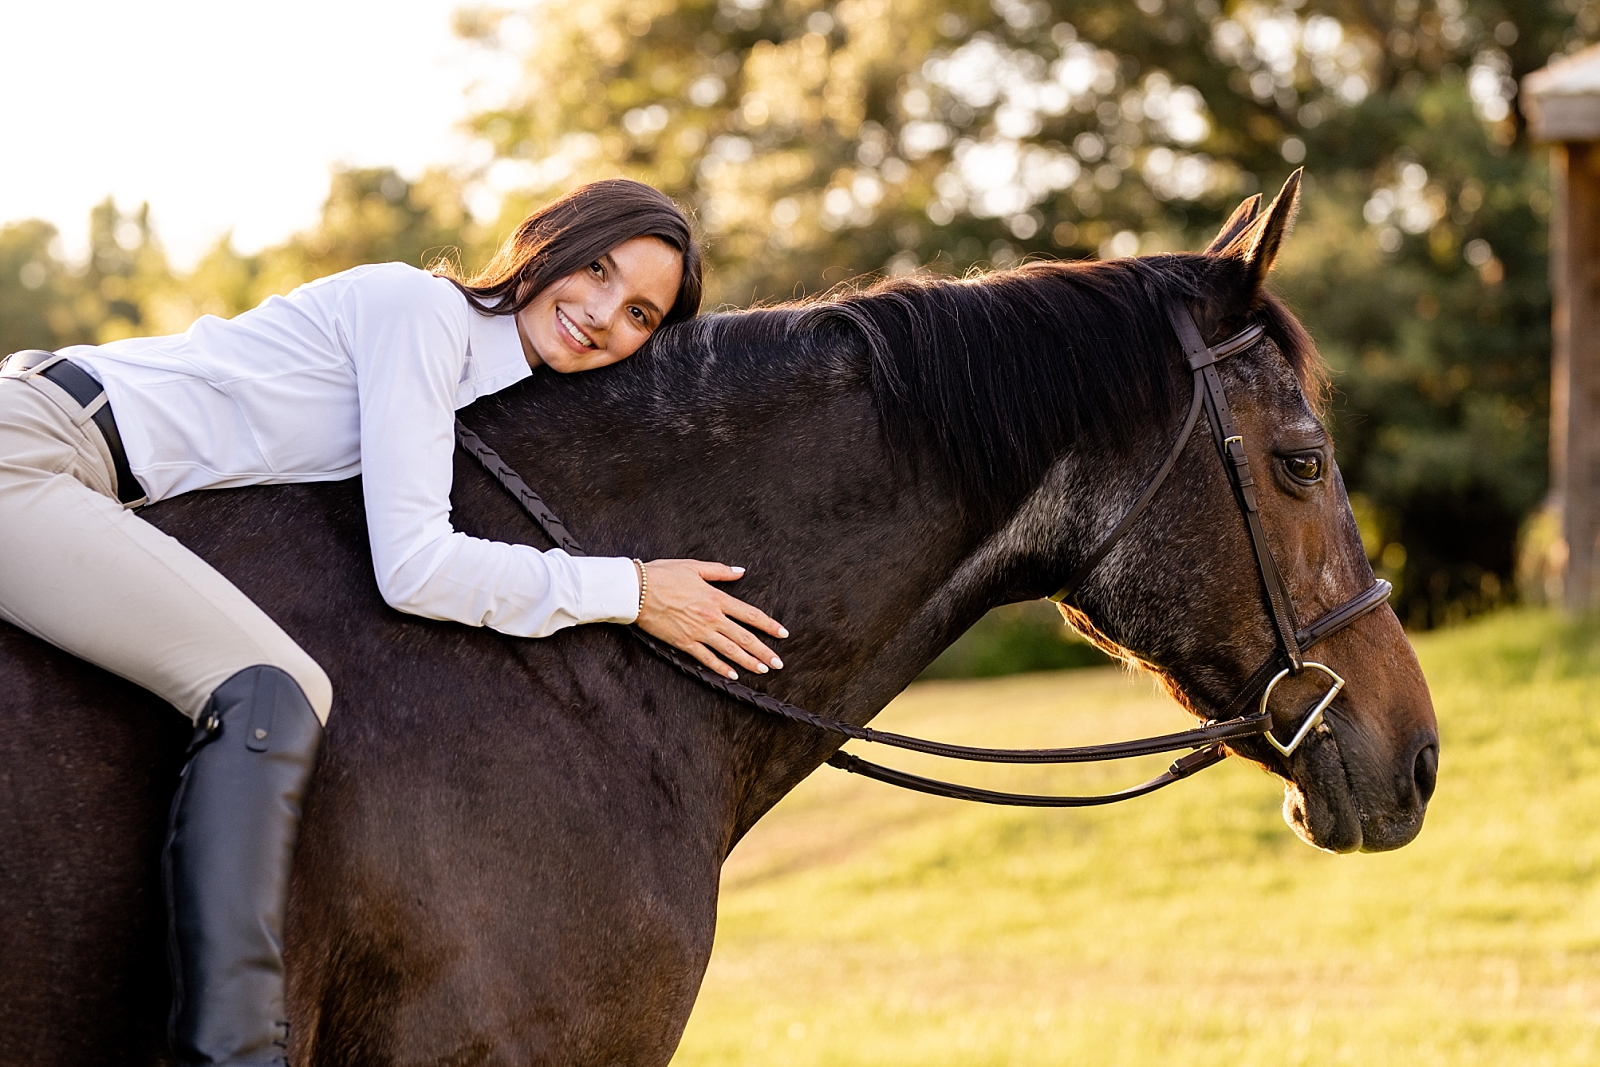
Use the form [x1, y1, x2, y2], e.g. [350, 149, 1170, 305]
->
[1048, 299, 1394, 737]
[455, 298, 1391, 807]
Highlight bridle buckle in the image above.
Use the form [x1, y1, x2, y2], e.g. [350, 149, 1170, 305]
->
[1259, 661, 1345, 756]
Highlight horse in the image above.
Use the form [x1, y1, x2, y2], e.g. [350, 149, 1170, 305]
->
[0, 175, 1436, 1065]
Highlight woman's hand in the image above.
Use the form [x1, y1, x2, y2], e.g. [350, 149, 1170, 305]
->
[635, 560, 787, 680]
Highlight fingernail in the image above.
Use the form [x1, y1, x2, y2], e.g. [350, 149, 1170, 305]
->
[770, 657, 783, 669]
[756, 663, 769, 674]
[731, 566, 746, 575]
[778, 627, 790, 639]
[727, 669, 738, 680]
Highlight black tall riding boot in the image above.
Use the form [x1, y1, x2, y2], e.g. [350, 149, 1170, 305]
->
[163, 666, 324, 1066]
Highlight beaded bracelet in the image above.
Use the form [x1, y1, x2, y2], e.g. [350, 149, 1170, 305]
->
[632, 558, 648, 616]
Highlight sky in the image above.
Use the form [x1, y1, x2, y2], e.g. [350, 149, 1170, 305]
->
[1, 0, 515, 268]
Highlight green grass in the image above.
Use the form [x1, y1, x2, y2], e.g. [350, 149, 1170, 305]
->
[672, 608, 1600, 1065]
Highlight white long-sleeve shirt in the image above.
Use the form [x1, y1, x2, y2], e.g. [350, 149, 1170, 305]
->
[64, 262, 641, 637]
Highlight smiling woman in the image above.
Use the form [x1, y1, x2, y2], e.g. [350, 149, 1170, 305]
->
[436, 178, 702, 372]
[0, 176, 781, 1066]
[517, 238, 687, 372]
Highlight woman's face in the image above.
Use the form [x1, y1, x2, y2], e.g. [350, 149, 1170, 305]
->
[515, 236, 684, 373]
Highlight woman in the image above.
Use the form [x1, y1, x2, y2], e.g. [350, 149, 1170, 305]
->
[0, 179, 784, 1065]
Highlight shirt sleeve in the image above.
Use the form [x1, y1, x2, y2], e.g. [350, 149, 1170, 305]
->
[343, 265, 640, 636]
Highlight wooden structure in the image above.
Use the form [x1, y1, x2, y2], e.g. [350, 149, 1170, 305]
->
[1525, 45, 1600, 611]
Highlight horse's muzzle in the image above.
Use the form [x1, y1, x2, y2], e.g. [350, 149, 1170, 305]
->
[1279, 709, 1437, 854]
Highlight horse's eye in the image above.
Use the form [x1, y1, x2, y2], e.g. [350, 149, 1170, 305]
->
[1285, 452, 1322, 483]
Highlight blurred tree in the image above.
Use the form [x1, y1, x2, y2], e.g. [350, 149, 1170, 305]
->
[3, 172, 474, 357]
[0, 219, 78, 353]
[248, 166, 475, 301]
[81, 198, 171, 343]
[0, 200, 173, 354]
[459, 0, 1596, 626]
[172, 166, 478, 324]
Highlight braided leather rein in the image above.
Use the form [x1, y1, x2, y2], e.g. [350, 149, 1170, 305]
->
[453, 298, 1389, 807]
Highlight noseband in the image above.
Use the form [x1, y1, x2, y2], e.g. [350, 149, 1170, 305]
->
[456, 299, 1390, 807]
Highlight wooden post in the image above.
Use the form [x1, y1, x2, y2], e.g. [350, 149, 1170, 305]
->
[1525, 47, 1600, 611]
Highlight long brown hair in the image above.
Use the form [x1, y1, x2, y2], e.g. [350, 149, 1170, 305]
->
[435, 179, 702, 324]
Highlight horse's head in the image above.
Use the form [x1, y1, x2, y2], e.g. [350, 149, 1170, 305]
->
[1054, 172, 1437, 853]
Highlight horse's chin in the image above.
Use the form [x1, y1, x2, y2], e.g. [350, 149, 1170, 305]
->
[1279, 724, 1365, 854]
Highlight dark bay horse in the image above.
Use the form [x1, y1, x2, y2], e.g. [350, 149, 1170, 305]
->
[0, 178, 1436, 1064]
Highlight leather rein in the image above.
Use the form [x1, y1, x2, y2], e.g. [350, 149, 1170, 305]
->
[454, 298, 1391, 807]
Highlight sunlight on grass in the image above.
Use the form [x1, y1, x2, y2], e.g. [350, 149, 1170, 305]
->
[673, 609, 1600, 1065]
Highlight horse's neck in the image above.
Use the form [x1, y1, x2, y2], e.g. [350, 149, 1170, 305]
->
[467, 371, 1084, 845]
[500, 381, 990, 676]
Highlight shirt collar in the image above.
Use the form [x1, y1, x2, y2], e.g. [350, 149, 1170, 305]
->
[465, 305, 532, 396]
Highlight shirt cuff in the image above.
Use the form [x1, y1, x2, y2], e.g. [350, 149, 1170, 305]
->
[572, 555, 642, 624]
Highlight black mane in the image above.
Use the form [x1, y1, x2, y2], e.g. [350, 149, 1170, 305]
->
[625, 254, 1324, 519]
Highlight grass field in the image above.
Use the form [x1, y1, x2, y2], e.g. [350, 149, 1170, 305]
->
[671, 609, 1600, 1065]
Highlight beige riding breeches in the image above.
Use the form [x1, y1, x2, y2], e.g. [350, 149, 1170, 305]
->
[0, 360, 332, 724]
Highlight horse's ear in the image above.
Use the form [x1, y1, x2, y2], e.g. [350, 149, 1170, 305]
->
[1213, 169, 1302, 292]
[1204, 194, 1261, 254]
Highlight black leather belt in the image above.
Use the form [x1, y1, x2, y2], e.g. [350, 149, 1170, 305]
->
[18, 355, 144, 506]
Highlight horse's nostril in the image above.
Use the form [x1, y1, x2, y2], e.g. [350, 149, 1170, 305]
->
[1413, 743, 1439, 806]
